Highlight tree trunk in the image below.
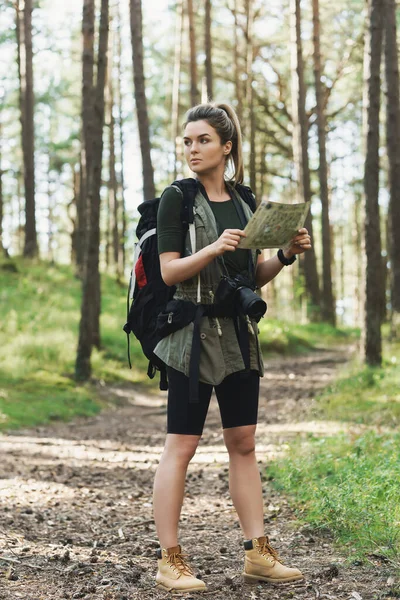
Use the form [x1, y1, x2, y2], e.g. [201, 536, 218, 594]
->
[0, 120, 3, 255]
[233, 0, 243, 123]
[187, 0, 200, 106]
[47, 153, 54, 264]
[69, 167, 80, 265]
[130, 0, 156, 201]
[353, 192, 363, 328]
[204, 0, 213, 101]
[290, 0, 320, 316]
[75, 0, 109, 380]
[116, 1, 126, 276]
[245, 0, 256, 195]
[363, 0, 383, 366]
[16, 0, 37, 258]
[172, 0, 184, 180]
[77, 0, 95, 274]
[384, 0, 400, 336]
[107, 32, 119, 274]
[312, 0, 335, 325]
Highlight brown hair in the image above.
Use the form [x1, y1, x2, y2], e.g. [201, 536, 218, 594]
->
[182, 102, 244, 185]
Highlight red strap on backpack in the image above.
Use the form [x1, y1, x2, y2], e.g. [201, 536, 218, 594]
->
[135, 255, 147, 289]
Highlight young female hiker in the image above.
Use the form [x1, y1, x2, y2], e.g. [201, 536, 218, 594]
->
[152, 102, 311, 593]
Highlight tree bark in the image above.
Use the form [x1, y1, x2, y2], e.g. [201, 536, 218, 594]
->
[0, 120, 3, 255]
[172, 0, 184, 180]
[363, 0, 383, 366]
[107, 29, 120, 274]
[384, 0, 400, 335]
[77, 0, 95, 274]
[233, 0, 243, 123]
[116, 1, 126, 276]
[290, 0, 321, 316]
[75, 0, 109, 380]
[16, 0, 37, 258]
[204, 0, 213, 101]
[245, 0, 256, 195]
[312, 0, 335, 325]
[69, 166, 80, 265]
[130, 0, 156, 201]
[187, 0, 200, 106]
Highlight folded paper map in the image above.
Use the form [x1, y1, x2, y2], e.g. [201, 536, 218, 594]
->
[238, 200, 310, 250]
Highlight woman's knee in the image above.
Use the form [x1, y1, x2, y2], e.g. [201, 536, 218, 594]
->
[224, 426, 256, 457]
[163, 434, 201, 464]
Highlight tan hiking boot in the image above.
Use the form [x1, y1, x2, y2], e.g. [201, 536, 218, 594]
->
[156, 544, 207, 592]
[243, 536, 304, 585]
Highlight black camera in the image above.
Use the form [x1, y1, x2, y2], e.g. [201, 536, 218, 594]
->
[215, 274, 267, 322]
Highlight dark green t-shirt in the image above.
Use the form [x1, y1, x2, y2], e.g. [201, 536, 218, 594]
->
[157, 185, 250, 276]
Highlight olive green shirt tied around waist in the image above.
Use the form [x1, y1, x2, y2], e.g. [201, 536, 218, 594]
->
[154, 181, 265, 386]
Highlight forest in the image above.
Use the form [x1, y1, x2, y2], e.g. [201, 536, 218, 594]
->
[0, 0, 399, 599]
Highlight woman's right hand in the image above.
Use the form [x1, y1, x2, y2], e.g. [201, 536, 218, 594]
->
[209, 229, 246, 257]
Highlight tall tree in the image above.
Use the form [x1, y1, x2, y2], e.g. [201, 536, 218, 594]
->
[363, 0, 383, 366]
[290, 0, 321, 315]
[204, 0, 213, 101]
[75, 0, 109, 380]
[187, 0, 200, 106]
[106, 27, 119, 275]
[384, 0, 400, 336]
[312, 0, 335, 325]
[244, 0, 256, 195]
[16, 0, 37, 257]
[130, 0, 156, 201]
[233, 0, 243, 123]
[77, 0, 95, 274]
[116, 1, 127, 275]
[171, 0, 184, 180]
[0, 119, 3, 255]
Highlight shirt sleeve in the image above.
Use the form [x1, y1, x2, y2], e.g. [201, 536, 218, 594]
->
[157, 186, 184, 254]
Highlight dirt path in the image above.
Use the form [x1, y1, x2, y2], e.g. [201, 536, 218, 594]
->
[0, 347, 392, 600]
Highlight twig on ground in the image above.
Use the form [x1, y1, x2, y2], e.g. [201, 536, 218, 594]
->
[0, 555, 64, 573]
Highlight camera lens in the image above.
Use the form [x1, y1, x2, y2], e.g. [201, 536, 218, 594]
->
[235, 287, 267, 321]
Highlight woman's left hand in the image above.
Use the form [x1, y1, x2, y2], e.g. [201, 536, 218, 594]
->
[283, 228, 312, 258]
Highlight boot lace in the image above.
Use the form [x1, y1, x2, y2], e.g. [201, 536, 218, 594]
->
[167, 551, 194, 577]
[257, 538, 282, 564]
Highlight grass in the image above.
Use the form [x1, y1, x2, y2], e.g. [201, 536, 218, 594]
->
[314, 343, 400, 427]
[0, 257, 357, 431]
[0, 257, 151, 431]
[258, 319, 356, 355]
[268, 343, 400, 566]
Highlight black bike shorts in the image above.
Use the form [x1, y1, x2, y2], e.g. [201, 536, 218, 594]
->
[166, 366, 260, 436]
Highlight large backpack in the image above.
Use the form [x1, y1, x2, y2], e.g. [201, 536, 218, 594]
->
[123, 178, 256, 391]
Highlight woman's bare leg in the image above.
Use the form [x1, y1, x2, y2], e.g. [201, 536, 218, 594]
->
[223, 425, 265, 539]
[153, 433, 201, 548]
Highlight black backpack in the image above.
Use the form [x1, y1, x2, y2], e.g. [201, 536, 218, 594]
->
[123, 178, 256, 390]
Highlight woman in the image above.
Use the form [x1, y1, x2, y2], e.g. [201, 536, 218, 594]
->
[152, 102, 311, 593]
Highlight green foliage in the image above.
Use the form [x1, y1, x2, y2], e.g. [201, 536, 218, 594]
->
[258, 319, 357, 355]
[314, 345, 400, 427]
[269, 343, 400, 565]
[0, 258, 150, 431]
[269, 431, 400, 564]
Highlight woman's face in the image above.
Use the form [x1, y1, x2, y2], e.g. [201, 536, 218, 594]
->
[183, 120, 232, 175]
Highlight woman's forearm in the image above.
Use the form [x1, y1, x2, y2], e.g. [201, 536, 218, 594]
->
[160, 246, 217, 287]
[255, 255, 286, 288]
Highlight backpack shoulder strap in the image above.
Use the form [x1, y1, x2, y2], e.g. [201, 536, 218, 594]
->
[170, 177, 201, 302]
[170, 178, 198, 226]
[234, 183, 257, 213]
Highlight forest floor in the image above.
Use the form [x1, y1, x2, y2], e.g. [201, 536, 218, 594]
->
[0, 347, 394, 600]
